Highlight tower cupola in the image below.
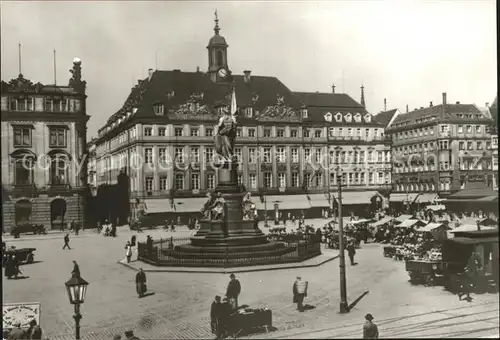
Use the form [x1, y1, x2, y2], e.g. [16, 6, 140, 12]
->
[207, 10, 230, 82]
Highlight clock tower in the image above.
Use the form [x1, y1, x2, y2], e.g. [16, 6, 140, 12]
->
[207, 11, 230, 82]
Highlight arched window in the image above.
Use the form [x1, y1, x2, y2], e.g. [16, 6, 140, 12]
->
[216, 50, 224, 67]
[51, 198, 67, 229]
[10, 150, 36, 185]
[48, 151, 71, 185]
[15, 199, 32, 225]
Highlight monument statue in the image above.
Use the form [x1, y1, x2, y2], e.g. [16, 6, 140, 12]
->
[214, 94, 238, 165]
[205, 191, 225, 221]
[201, 192, 216, 219]
[242, 192, 256, 220]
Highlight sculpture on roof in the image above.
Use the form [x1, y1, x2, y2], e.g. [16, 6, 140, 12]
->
[7, 74, 39, 92]
[69, 58, 86, 94]
[260, 94, 298, 120]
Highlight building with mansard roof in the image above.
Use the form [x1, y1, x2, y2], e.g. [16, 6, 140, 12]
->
[385, 93, 494, 209]
[1, 59, 89, 232]
[94, 15, 391, 219]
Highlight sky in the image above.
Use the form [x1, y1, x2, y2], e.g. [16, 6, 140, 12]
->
[1, 0, 497, 138]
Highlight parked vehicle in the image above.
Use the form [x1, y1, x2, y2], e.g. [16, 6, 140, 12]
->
[3, 247, 36, 264]
[10, 224, 47, 238]
[406, 259, 445, 286]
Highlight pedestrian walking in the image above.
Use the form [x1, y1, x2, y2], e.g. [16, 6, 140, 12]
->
[124, 330, 140, 340]
[135, 268, 147, 298]
[347, 241, 356, 265]
[225, 273, 241, 310]
[27, 319, 42, 339]
[125, 241, 133, 263]
[363, 313, 379, 339]
[71, 260, 80, 278]
[63, 233, 71, 250]
[210, 295, 222, 338]
[74, 221, 80, 236]
[292, 276, 308, 312]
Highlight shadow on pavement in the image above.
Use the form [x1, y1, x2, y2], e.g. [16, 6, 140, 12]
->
[348, 290, 369, 311]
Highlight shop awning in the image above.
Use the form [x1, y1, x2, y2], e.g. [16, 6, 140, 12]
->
[371, 216, 394, 227]
[351, 218, 373, 225]
[394, 214, 414, 223]
[390, 193, 418, 202]
[425, 204, 446, 211]
[416, 193, 439, 203]
[475, 195, 498, 202]
[144, 198, 174, 213]
[308, 194, 330, 208]
[449, 236, 498, 245]
[174, 198, 208, 213]
[450, 224, 497, 233]
[417, 223, 446, 233]
[255, 195, 310, 210]
[332, 191, 380, 205]
[396, 219, 425, 228]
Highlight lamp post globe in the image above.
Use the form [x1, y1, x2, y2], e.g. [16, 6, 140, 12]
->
[65, 275, 88, 340]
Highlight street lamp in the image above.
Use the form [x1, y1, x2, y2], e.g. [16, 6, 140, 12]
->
[336, 169, 349, 313]
[65, 274, 89, 340]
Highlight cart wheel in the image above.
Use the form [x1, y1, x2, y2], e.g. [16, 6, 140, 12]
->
[27, 253, 34, 263]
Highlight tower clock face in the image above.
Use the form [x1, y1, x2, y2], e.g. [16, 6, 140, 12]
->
[218, 68, 228, 78]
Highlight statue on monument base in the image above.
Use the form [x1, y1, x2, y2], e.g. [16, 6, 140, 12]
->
[202, 191, 226, 221]
[242, 192, 256, 220]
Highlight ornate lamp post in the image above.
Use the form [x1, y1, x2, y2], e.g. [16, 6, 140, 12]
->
[65, 274, 89, 340]
[337, 169, 349, 313]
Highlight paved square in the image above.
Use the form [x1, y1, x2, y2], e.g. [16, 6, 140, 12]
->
[3, 224, 499, 339]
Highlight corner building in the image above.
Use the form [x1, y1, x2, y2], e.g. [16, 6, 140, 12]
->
[1, 60, 89, 232]
[94, 17, 391, 218]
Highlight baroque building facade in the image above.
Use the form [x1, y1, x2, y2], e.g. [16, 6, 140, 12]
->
[94, 17, 391, 216]
[386, 92, 494, 206]
[1, 59, 89, 232]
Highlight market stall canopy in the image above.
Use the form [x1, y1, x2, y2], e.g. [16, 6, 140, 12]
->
[308, 194, 330, 208]
[395, 219, 426, 228]
[417, 222, 449, 233]
[371, 216, 394, 227]
[450, 224, 497, 233]
[254, 195, 311, 210]
[390, 193, 418, 202]
[416, 193, 439, 203]
[458, 217, 497, 227]
[449, 236, 498, 245]
[394, 214, 414, 223]
[425, 204, 446, 211]
[331, 191, 381, 205]
[447, 182, 498, 200]
[351, 218, 373, 225]
[475, 195, 498, 202]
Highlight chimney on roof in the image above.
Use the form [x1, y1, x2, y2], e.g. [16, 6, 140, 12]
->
[243, 70, 251, 83]
[384, 98, 387, 111]
[196, 66, 200, 72]
[456, 101, 460, 104]
[331, 83, 336, 93]
[442, 92, 447, 105]
[148, 68, 154, 81]
[420, 107, 424, 109]
[430, 101, 433, 107]
[406, 104, 409, 113]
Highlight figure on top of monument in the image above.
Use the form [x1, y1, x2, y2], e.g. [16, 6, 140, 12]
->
[214, 87, 238, 165]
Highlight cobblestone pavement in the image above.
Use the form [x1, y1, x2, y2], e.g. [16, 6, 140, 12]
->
[4, 223, 499, 339]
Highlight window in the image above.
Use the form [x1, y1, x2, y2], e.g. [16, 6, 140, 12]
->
[145, 177, 153, 191]
[248, 148, 257, 163]
[458, 125, 463, 133]
[341, 151, 346, 163]
[158, 127, 166, 136]
[277, 129, 285, 138]
[378, 172, 384, 183]
[459, 141, 465, 150]
[236, 128, 242, 137]
[175, 173, 184, 190]
[315, 173, 323, 187]
[245, 107, 253, 117]
[348, 173, 353, 185]
[360, 172, 366, 184]
[235, 148, 242, 163]
[190, 127, 199, 137]
[291, 148, 299, 163]
[301, 108, 308, 118]
[304, 148, 311, 163]
[354, 173, 359, 184]
[263, 129, 271, 137]
[385, 151, 390, 162]
[159, 176, 168, 190]
[339, 128, 343, 136]
[207, 174, 215, 189]
[360, 151, 365, 163]
[315, 149, 322, 163]
[476, 125, 482, 134]
[441, 125, 449, 133]
[175, 147, 184, 163]
[49, 127, 67, 147]
[466, 125, 472, 133]
[467, 141, 473, 150]
[263, 148, 271, 163]
[248, 128, 256, 137]
[356, 128, 361, 137]
[159, 148, 167, 164]
[237, 174, 243, 185]
[291, 172, 299, 187]
[13, 127, 32, 147]
[249, 174, 257, 188]
[439, 141, 449, 149]
[191, 173, 200, 190]
[303, 173, 311, 188]
[314, 130, 322, 138]
[329, 150, 335, 164]
[145, 148, 153, 163]
[205, 147, 214, 164]
[205, 128, 214, 137]
[144, 127, 152, 136]
[153, 104, 164, 115]
[303, 129, 310, 138]
[10, 97, 34, 111]
[347, 128, 352, 137]
[174, 127, 183, 136]
[486, 141, 491, 149]
[278, 173, 286, 188]
[14, 155, 34, 185]
[367, 151, 373, 163]
[277, 147, 286, 163]
[190, 147, 200, 163]
[264, 172, 272, 188]
[291, 129, 298, 138]
[365, 129, 370, 138]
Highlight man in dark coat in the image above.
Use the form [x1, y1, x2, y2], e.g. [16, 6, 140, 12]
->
[63, 233, 71, 250]
[219, 297, 232, 338]
[347, 241, 356, 265]
[7, 322, 26, 339]
[124, 330, 140, 340]
[210, 295, 222, 338]
[71, 261, 80, 278]
[363, 313, 379, 339]
[27, 319, 42, 339]
[225, 273, 241, 310]
[292, 276, 308, 312]
[135, 268, 147, 298]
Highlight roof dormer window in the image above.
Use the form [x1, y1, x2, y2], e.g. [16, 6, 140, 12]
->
[153, 103, 165, 115]
[345, 113, 352, 122]
[335, 112, 342, 122]
[301, 108, 308, 118]
[354, 113, 362, 122]
[364, 114, 371, 122]
[245, 107, 253, 118]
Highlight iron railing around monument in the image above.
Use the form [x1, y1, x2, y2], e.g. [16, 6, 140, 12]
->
[137, 233, 322, 268]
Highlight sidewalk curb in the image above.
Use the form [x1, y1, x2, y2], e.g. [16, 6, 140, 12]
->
[3, 233, 97, 242]
[117, 255, 339, 274]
